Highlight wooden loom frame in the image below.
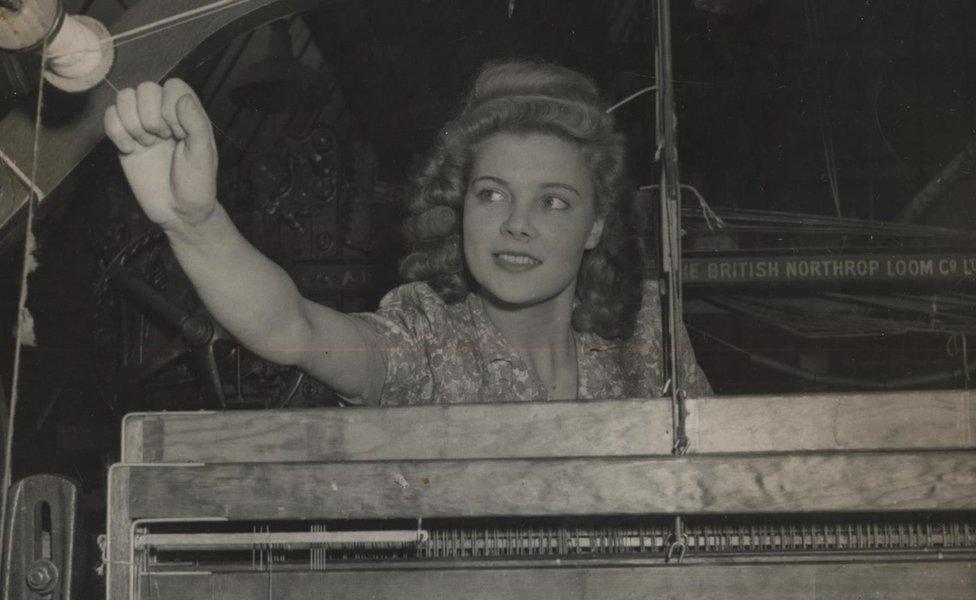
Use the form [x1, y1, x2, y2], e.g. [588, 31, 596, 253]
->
[107, 390, 976, 599]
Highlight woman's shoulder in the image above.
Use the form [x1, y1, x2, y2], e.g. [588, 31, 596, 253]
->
[370, 281, 475, 333]
[376, 281, 448, 310]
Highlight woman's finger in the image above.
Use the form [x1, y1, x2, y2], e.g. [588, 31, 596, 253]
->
[175, 93, 216, 163]
[103, 106, 137, 154]
[161, 78, 197, 139]
[136, 81, 170, 139]
[115, 87, 156, 146]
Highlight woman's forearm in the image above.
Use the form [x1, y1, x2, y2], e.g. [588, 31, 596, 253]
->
[164, 203, 301, 359]
[163, 203, 379, 399]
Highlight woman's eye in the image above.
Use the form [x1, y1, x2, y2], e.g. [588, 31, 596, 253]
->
[477, 189, 507, 203]
[543, 196, 570, 210]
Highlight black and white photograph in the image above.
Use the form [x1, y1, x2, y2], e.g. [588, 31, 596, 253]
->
[0, 0, 974, 598]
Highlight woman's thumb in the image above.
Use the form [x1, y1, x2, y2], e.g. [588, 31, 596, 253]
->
[175, 93, 214, 161]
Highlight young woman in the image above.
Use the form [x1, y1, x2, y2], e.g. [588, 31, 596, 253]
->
[103, 59, 710, 406]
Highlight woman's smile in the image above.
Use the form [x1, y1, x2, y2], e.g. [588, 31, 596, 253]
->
[492, 250, 543, 271]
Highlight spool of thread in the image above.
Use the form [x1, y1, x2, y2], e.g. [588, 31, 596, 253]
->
[0, 0, 113, 93]
[44, 13, 114, 92]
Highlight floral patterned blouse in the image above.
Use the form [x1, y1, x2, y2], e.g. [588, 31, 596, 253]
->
[350, 280, 711, 406]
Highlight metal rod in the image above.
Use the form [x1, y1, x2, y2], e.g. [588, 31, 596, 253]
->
[136, 530, 429, 550]
[896, 135, 976, 223]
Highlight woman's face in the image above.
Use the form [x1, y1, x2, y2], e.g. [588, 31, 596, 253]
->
[463, 132, 605, 308]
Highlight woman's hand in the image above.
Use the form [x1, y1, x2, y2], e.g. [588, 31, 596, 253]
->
[103, 79, 218, 229]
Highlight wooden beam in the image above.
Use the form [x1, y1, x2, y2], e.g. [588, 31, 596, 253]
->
[136, 561, 976, 600]
[121, 400, 673, 463]
[125, 400, 669, 463]
[106, 465, 131, 600]
[121, 391, 976, 464]
[685, 390, 976, 453]
[129, 401, 674, 463]
[118, 451, 976, 520]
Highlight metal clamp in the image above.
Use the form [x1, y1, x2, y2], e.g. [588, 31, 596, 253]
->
[665, 516, 687, 564]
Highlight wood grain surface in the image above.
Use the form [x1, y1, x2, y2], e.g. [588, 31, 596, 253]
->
[685, 390, 976, 453]
[122, 400, 673, 463]
[123, 390, 976, 464]
[136, 561, 976, 600]
[120, 451, 976, 520]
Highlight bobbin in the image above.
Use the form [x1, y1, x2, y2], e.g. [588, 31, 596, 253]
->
[0, 0, 114, 92]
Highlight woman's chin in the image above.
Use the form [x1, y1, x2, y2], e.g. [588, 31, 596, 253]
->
[477, 281, 566, 311]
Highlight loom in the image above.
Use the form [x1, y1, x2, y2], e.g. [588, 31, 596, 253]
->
[0, 2, 972, 599]
[98, 391, 976, 599]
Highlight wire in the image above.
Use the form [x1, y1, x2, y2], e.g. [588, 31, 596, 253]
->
[606, 85, 657, 114]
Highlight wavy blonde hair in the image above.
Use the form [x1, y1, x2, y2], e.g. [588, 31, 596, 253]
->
[400, 58, 642, 340]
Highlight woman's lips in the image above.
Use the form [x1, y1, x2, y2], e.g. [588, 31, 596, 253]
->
[492, 251, 542, 272]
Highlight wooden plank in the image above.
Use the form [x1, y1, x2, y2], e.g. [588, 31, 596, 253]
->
[120, 451, 976, 520]
[123, 390, 976, 464]
[137, 561, 976, 600]
[685, 390, 976, 453]
[106, 465, 131, 600]
[121, 400, 673, 463]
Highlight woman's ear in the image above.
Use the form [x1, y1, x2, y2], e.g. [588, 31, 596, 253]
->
[584, 216, 605, 250]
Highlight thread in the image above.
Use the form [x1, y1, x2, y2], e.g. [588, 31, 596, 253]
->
[46, 15, 101, 79]
[606, 85, 657, 114]
[0, 37, 48, 560]
[0, 148, 44, 199]
[45, 0, 259, 61]
[44, 14, 113, 93]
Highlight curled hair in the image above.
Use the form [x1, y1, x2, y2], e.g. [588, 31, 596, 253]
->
[400, 59, 641, 340]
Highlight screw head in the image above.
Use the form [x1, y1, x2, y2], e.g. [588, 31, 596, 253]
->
[26, 559, 58, 593]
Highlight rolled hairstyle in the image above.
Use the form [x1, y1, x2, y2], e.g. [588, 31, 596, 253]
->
[400, 58, 642, 340]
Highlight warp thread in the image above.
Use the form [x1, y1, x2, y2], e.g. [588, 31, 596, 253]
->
[47, 0, 261, 60]
[0, 36, 48, 557]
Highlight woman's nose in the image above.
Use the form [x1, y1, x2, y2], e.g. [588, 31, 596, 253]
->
[500, 204, 537, 240]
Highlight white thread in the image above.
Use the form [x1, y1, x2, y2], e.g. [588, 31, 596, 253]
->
[639, 183, 726, 230]
[0, 148, 44, 200]
[46, 0, 259, 61]
[46, 16, 103, 79]
[680, 184, 726, 231]
[0, 37, 48, 557]
[606, 85, 657, 114]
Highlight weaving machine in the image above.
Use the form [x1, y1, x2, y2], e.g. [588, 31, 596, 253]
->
[105, 390, 976, 599]
[0, 1, 974, 599]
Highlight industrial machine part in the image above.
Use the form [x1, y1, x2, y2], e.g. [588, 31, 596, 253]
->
[105, 391, 976, 599]
[2, 474, 80, 600]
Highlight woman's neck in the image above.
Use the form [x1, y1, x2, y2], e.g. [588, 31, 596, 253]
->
[479, 285, 575, 351]
[477, 283, 578, 398]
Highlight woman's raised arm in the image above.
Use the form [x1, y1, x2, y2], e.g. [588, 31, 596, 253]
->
[103, 79, 383, 402]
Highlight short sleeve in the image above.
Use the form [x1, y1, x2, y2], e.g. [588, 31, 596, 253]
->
[348, 282, 447, 405]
